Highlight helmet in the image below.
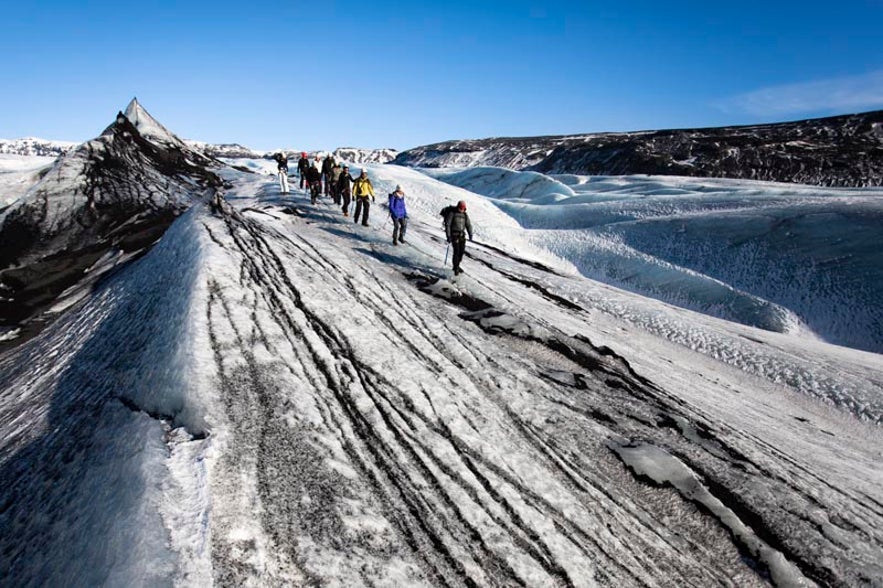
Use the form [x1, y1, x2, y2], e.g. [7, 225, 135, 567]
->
[457, 201, 466, 211]
[395, 184, 403, 192]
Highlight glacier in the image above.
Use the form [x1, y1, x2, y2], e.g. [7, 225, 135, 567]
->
[426, 167, 883, 354]
[1, 103, 882, 587]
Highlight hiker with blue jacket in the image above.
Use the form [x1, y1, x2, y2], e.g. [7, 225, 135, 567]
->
[388, 185, 408, 245]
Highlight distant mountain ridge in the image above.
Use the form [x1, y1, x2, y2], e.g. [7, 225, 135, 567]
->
[0, 138, 78, 157]
[185, 142, 398, 164]
[333, 147, 398, 165]
[392, 110, 883, 187]
[2, 138, 397, 166]
[184, 141, 266, 159]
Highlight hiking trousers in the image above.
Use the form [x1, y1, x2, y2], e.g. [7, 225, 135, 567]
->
[452, 236, 467, 271]
[354, 197, 371, 225]
[392, 217, 407, 243]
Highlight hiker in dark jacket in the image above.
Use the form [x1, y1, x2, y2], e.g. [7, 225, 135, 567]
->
[273, 152, 290, 194]
[306, 162, 322, 204]
[388, 184, 408, 245]
[297, 152, 310, 189]
[321, 155, 335, 196]
[352, 169, 376, 226]
[329, 162, 343, 204]
[337, 165, 354, 216]
[444, 200, 474, 275]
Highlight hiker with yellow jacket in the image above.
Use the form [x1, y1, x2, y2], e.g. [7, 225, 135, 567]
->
[352, 169, 376, 226]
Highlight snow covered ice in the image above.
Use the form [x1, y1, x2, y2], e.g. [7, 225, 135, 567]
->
[1, 103, 882, 587]
[426, 167, 883, 354]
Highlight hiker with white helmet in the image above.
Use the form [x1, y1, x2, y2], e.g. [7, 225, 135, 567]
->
[297, 152, 310, 190]
[273, 152, 290, 194]
[306, 160, 322, 204]
[352, 169, 375, 226]
[388, 184, 408, 245]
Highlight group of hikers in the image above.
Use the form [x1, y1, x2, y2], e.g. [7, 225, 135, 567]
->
[273, 152, 373, 219]
[272, 151, 474, 275]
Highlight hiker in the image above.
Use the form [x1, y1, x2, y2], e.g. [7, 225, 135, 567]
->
[273, 152, 290, 194]
[444, 200, 474, 275]
[329, 161, 344, 204]
[388, 184, 408, 245]
[297, 152, 310, 189]
[321, 154, 335, 196]
[337, 165, 354, 216]
[352, 169, 375, 226]
[313, 155, 323, 193]
[306, 161, 322, 204]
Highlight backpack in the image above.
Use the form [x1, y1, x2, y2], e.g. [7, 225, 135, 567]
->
[439, 205, 457, 228]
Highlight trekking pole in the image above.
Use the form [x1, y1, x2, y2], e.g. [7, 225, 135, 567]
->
[444, 242, 450, 266]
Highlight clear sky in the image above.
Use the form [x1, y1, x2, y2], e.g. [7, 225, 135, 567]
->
[2, 0, 882, 151]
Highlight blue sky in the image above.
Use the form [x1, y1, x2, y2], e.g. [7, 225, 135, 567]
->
[2, 0, 882, 151]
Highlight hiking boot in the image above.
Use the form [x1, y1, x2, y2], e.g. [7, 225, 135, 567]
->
[393, 238, 398, 245]
[343, 211, 349, 217]
[362, 222, 369, 227]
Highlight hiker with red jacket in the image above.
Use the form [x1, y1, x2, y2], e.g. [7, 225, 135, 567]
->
[444, 200, 473, 275]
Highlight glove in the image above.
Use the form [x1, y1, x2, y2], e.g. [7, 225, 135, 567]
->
[446, 236, 451, 243]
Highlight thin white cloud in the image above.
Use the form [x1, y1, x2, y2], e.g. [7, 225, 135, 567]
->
[717, 70, 883, 116]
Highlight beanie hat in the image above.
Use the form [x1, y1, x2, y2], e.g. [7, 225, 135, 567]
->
[457, 200, 466, 211]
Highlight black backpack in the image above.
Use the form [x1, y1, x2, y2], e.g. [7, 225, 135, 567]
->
[439, 205, 457, 228]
